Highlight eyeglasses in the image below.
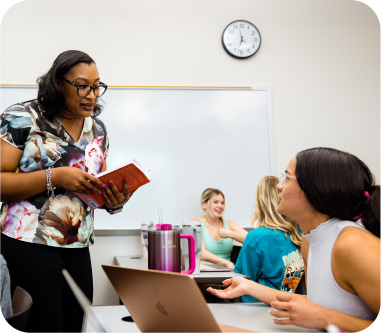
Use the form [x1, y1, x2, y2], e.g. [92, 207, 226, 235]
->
[278, 172, 296, 189]
[62, 77, 108, 97]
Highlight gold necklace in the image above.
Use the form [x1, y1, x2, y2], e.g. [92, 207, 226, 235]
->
[203, 219, 222, 231]
[204, 220, 223, 241]
[57, 116, 78, 134]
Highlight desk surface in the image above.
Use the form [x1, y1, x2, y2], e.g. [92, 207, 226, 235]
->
[86, 304, 316, 332]
[115, 256, 248, 283]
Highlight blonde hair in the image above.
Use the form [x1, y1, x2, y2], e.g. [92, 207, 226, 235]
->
[251, 176, 302, 247]
[201, 188, 225, 225]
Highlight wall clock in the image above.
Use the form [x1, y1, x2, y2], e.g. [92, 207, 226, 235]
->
[222, 20, 261, 59]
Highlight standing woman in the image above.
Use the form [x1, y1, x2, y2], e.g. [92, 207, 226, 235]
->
[191, 188, 247, 269]
[0, 50, 132, 332]
[208, 148, 380, 332]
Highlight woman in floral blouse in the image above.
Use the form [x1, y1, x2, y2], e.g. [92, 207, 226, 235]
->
[0, 50, 132, 332]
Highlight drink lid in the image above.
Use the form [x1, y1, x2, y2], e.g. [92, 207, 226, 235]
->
[159, 224, 172, 231]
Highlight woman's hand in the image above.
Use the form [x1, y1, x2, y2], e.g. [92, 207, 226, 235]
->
[270, 292, 328, 329]
[207, 276, 249, 299]
[225, 261, 235, 269]
[270, 292, 374, 332]
[99, 178, 136, 209]
[52, 167, 104, 193]
[217, 228, 232, 239]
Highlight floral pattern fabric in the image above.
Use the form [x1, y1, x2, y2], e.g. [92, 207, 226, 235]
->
[0, 100, 109, 248]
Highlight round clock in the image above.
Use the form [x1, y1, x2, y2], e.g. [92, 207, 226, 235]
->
[222, 20, 261, 59]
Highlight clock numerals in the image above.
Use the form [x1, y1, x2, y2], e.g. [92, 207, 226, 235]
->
[222, 20, 261, 59]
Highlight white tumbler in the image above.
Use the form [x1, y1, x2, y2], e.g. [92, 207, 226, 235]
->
[181, 221, 202, 274]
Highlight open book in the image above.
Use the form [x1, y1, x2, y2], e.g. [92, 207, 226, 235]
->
[72, 159, 151, 209]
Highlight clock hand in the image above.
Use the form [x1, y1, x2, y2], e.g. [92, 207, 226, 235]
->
[238, 29, 247, 47]
[238, 29, 244, 48]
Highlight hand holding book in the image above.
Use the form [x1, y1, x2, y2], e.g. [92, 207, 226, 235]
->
[72, 159, 151, 209]
[100, 177, 135, 213]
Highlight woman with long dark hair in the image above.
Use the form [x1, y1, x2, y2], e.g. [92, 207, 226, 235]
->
[208, 147, 380, 332]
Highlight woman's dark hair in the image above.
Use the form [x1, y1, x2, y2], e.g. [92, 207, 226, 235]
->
[37, 50, 104, 120]
[295, 147, 379, 237]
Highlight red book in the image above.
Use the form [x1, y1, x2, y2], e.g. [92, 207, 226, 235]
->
[72, 159, 151, 209]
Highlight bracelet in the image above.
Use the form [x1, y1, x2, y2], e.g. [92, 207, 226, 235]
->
[46, 167, 56, 199]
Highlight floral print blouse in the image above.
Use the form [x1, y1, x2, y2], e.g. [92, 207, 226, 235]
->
[0, 100, 109, 248]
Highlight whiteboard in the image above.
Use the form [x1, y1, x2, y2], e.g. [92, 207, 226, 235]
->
[0, 86, 273, 229]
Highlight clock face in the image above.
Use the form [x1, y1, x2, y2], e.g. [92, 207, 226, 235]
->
[222, 20, 261, 59]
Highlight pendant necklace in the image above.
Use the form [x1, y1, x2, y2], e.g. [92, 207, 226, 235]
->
[204, 218, 222, 233]
[57, 116, 78, 134]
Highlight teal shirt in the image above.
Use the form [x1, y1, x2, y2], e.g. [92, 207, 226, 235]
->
[198, 217, 233, 261]
[234, 227, 304, 302]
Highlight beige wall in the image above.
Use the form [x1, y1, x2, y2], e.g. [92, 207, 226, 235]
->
[1, 0, 380, 305]
[1, 0, 379, 181]
[90, 232, 142, 305]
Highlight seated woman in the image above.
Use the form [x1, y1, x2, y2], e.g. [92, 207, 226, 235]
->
[191, 188, 247, 269]
[234, 176, 304, 302]
[208, 147, 380, 332]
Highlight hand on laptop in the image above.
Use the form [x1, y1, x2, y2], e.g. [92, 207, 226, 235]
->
[206, 276, 249, 299]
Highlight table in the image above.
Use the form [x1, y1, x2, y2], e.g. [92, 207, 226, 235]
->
[85, 304, 317, 332]
[115, 256, 249, 284]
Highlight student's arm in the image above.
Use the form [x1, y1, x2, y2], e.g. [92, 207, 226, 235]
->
[200, 239, 235, 269]
[0, 139, 103, 202]
[207, 276, 296, 305]
[270, 292, 374, 332]
[218, 220, 248, 243]
[332, 227, 380, 314]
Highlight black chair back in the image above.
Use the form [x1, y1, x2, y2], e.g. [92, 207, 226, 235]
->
[6, 286, 33, 331]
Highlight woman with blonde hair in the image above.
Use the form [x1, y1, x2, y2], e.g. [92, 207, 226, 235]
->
[233, 176, 304, 302]
[191, 188, 247, 269]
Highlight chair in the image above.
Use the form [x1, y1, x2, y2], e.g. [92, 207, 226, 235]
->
[230, 245, 242, 264]
[6, 286, 33, 331]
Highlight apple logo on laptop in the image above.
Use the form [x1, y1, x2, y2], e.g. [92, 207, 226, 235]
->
[155, 302, 168, 316]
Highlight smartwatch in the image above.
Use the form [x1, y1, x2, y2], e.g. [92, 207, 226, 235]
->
[105, 206, 123, 215]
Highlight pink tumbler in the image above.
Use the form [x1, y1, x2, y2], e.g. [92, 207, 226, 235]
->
[148, 224, 195, 274]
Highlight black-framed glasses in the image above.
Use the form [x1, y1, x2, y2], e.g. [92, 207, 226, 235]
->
[62, 77, 108, 97]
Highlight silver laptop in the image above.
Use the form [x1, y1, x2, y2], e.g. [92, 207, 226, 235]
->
[200, 262, 234, 272]
[102, 265, 252, 332]
[62, 269, 108, 332]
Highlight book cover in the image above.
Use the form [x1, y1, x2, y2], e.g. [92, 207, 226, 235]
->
[72, 159, 151, 209]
